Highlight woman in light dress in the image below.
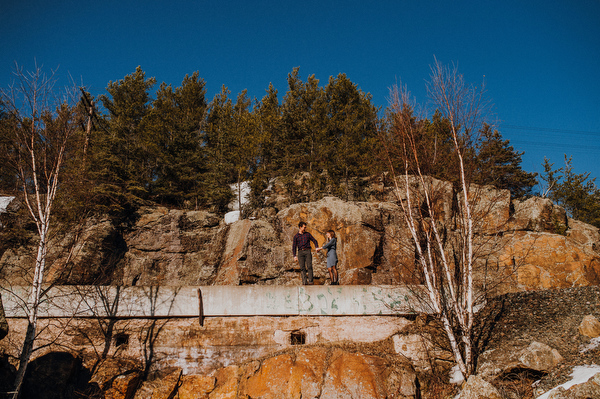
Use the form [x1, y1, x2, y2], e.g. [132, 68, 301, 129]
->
[317, 230, 338, 285]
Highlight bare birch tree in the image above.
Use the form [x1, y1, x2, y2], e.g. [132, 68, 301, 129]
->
[382, 60, 491, 379]
[0, 62, 80, 398]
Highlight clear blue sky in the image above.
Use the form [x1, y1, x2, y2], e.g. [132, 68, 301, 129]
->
[2, 0, 599, 186]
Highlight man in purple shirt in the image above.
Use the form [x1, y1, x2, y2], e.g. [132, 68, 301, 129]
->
[292, 221, 318, 285]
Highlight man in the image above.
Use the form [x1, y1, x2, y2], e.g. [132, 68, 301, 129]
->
[292, 221, 318, 285]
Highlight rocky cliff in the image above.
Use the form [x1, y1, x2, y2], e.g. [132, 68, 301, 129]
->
[1, 178, 599, 294]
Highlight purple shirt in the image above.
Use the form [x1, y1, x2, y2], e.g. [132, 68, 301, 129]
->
[292, 232, 318, 256]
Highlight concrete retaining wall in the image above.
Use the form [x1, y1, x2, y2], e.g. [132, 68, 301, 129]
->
[1, 285, 431, 318]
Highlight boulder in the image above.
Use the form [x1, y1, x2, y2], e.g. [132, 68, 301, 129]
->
[567, 218, 600, 251]
[120, 208, 227, 286]
[177, 374, 216, 399]
[578, 315, 600, 338]
[241, 351, 325, 399]
[509, 197, 567, 233]
[208, 365, 241, 399]
[133, 369, 182, 399]
[458, 375, 502, 399]
[105, 372, 142, 399]
[277, 196, 387, 284]
[320, 349, 416, 399]
[89, 358, 141, 392]
[47, 217, 121, 284]
[477, 341, 563, 382]
[468, 184, 511, 235]
[518, 342, 564, 372]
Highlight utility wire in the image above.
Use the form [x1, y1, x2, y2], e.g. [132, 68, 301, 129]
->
[501, 124, 600, 136]
[509, 140, 600, 152]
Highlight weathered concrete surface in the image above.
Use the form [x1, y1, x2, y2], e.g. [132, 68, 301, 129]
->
[0, 315, 420, 376]
[1, 285, 431, 318]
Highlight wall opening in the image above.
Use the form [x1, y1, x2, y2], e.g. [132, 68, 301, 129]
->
[114, 333, 129, 347]
[290, 331, 306, 345]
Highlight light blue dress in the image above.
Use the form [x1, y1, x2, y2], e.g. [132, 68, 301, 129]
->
[321, 237, 338, 269]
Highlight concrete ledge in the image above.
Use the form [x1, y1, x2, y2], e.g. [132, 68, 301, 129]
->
[1, 285, 432, 318]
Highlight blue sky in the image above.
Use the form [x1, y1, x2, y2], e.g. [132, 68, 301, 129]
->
[1, 0, 599, 185]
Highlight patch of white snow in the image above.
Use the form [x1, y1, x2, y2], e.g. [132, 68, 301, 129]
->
[580, 337, 600, 354]
[224, 211, 240, 224]
[0, 196, 15, 213]
[536, 364, 600, 399]
[449, 364, 464, 384]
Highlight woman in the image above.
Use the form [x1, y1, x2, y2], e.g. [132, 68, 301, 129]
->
[318, 230, 339, 285]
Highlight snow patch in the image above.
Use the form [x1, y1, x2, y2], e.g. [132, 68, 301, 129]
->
[536, 364, 600, 399]
[224, 211, 240, 225]
[580, 337, 600, 354]
[449, 364, 464, 384]
[0, 196, 15, 227]
[0, 196, 15, 213]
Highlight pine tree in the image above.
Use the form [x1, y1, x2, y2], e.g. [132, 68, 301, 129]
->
[474, 124, 537, 198]
[543, 155, 600, 227]
[91, 66, 156, 217]
[249, 84, 282, 208]
[203, 86, 235, 212]
[147, 72, 208, 208]
[324, 73, 379, 199]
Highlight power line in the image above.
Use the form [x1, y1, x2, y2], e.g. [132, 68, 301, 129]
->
[501, 124, 600, 136]
[509, 140, 600, 152]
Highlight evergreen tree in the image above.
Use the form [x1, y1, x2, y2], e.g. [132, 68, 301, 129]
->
[230, 90, 258, 215]
[281, 68, 327, 174]
[147, 72, 208, 208]
[542, 155, 600, 227]
[203, 86, 235, 212]
[249, 84, 282, 207]
[91, 66, 156, 217]
[0, 100, 19, 192]
[474, 124, 537, 198]
[324, 73, 379, 199]
[281, 68, 328, 201]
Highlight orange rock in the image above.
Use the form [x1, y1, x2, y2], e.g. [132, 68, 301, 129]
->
[133, 369, 184, 399]
[209, 365, 239, 399]
[241, 350, 327, 399]
[490, 232, 600, 293]
[579, 315, 600, 338]
[178, 375, 216, 399]
[321, 350, 386, 399]
[105, 372, 141, 399]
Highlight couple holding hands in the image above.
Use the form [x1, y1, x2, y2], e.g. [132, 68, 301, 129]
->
[292, 221, 339, 285]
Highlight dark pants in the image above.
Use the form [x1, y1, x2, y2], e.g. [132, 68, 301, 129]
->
[297, 249, 313, 284]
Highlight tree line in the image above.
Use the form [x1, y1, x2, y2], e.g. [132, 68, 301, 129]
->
[2, 64, 599, 228]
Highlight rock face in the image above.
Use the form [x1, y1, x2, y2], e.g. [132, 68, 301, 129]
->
[2, 180, 600, 294]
